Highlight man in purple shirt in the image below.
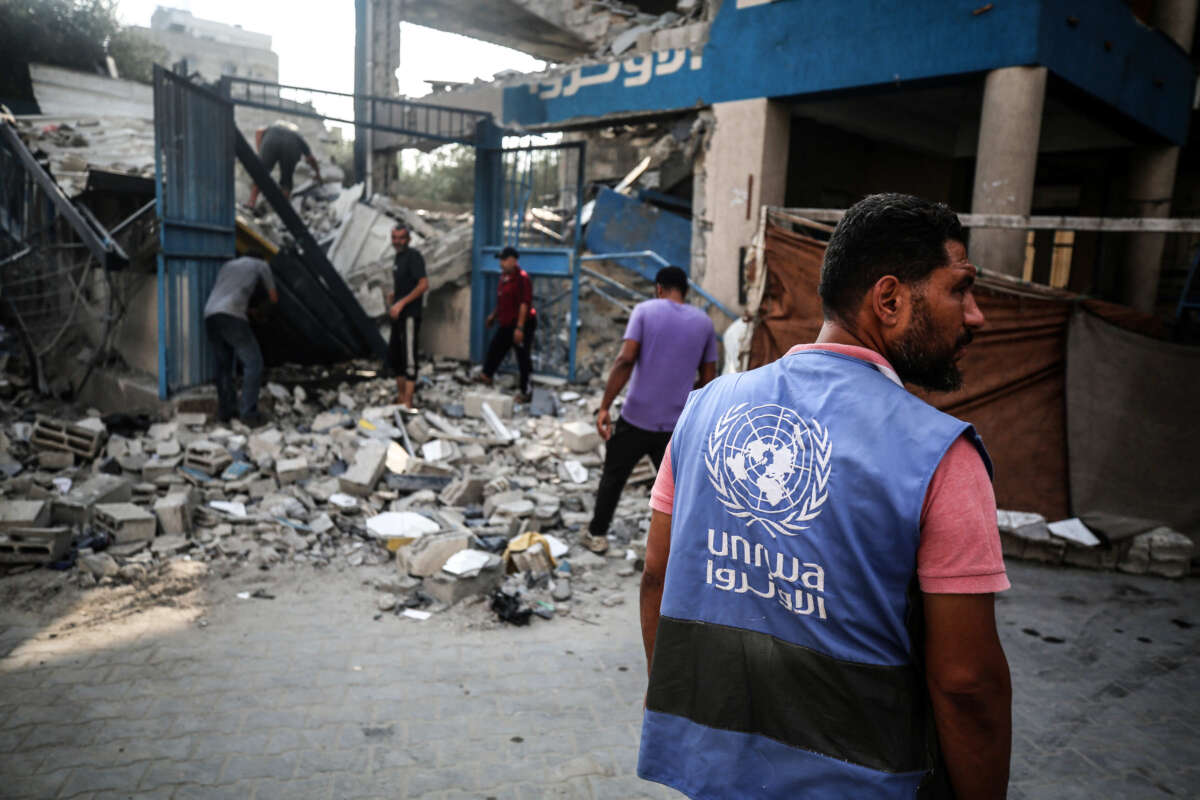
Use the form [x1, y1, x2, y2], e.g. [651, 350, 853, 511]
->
[581, 266, 719, 555]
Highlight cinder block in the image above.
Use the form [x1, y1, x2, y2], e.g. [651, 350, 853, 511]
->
[142, 456, 182, 481]
[561, 420, 601, 453]
[396, 532, 471, 577]
[275, 456, 309, 484]
[0, 527, 72, 564]
[31, 415, 105, 459]
[37, 450, 74, 470]
[183, 442, 232, 477]
[464, 391, 513, 419]
[423, 562, 504, 607]
[53, 474, 132, 526]
[439, 476, 486, 507]
[153, 492, 192, 536]
[0, 500, 52, 530]
[338, 441, 388, 497]
[93, 503, 156, 545]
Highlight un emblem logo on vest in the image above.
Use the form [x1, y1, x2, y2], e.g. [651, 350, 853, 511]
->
[705, 403, 832, 537]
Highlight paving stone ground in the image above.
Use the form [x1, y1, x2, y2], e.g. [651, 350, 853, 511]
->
[0, 560, 1197, 799]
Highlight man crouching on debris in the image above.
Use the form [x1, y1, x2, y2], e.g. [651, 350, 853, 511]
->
[204, 256, 278, 426]
[580, 266, 717, 556]
[477, 246, 537, 402]
[386, 224, 428, 411]
[247, 121, 322, 208]
[637, 193, 1011, 799]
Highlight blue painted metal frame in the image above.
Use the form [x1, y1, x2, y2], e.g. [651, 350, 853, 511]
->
[584, 187, 691, 280]
[153, 65, 236, 399]
[504, 0, 1193, 145]
[470, 139, 586, 381]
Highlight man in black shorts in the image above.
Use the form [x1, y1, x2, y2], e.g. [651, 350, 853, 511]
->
[247, 121, 323, 207]
[386, 224, 428, 410]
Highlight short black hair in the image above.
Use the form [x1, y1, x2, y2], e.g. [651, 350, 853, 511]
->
[655, 266, 689, 297]
[818, 193, 964, 321]
[393, 224, 409, 234]
[497, 246, 519, 260]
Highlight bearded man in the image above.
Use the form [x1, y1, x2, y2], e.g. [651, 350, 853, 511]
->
[637, 193, 1011, 799]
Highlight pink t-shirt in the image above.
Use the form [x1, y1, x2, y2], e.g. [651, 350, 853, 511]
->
[649, 343, 1009, 594]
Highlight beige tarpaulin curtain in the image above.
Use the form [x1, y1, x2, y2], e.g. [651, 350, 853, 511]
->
[748, 220, 1192, 529]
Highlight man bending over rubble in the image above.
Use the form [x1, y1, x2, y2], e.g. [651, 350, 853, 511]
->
[580, 266, 717, 555]
[204, 255, 278, 426]
[386, 224, 428, 411]
[247, 121, 322, 208]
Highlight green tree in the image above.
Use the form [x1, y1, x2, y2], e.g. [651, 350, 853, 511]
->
[0, 0, 166, 83]
[397, 144, 476, 205]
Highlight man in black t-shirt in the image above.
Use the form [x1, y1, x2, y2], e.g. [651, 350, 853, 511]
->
[386, 224, 428, 410]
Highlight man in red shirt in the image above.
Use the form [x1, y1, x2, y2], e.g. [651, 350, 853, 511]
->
[478, 246, 537, 401]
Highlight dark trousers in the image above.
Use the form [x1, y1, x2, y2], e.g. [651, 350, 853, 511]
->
[206, 313, 263, 420]
[388, 315, 421, 381]
[483, 315, 537, 394]
[589, 417, 671, 538]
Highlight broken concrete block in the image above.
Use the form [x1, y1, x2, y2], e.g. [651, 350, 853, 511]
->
[424, 556, 504, 606]
[405, 416, 433, 445]
[559, 460, 588, 484]
[276, 456, 309, 484]
[0, 526, 72, 564]
[562, 421, 601, 453]
[141, 455, 181, 481]
[996, 510, 1050, 541]
[247, 429, 284, 464]
[0, 500, 53, 529]
[79, 551, 119, 580]
[147, 422, 178, 440]
[465, 391, 513, 419]
[338, 440, 388, 497]
[153, 492, 192, 536]
[1136, 527, 1194, 578]
[483, 489, 525, 518]
[37, 450, 74, 470]
[94, 502, 156, 544]
[460, 443, 487, 465]
[396, 531, 471, 577]
[156, 439, 182, 458]
[481, 402, 516, 442]
[184, 440, 233, 477]
[311, 411, 350, 433]
[175, 412, 207, 427]
[439, 476, 486, 507]
[54, 474, 132, 526]
[31, 415, 106, 459]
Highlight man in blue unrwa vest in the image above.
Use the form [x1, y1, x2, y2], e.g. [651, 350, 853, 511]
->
[638, 193, 1012, 799]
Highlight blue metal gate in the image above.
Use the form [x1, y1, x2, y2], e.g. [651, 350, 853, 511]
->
[153, 66, 237, 399]
[472, 139, 586, 381]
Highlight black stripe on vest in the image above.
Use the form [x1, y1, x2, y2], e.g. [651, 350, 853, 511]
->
[647, 616, 933, 774]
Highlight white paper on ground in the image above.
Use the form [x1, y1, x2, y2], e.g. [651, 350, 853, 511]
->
[52, 477, 72, 493]
[209, 500, 247, 517]
[366, 511, 440, 539]
[442, 548, 492, 577]
[542, 534, 568, 559]
[402, 609, 431, 621]
[329, 493, 358, 508]
[1047, 517, 1101, 547]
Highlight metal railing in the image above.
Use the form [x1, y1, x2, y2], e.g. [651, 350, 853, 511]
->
[579, 251, 737, 320]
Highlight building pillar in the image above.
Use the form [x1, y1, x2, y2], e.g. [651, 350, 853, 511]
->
[700, 98, 790, 327]
[1122, 0, 1197, 312]
[969, 66, 1047, 278]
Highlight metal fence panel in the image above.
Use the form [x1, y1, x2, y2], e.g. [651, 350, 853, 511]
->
[153, 66, 236, 399]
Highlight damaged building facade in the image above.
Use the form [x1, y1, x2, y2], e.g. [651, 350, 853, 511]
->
[403, 0, 1200, 319]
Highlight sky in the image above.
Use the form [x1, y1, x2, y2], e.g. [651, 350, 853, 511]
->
[115, 1, 546, 134]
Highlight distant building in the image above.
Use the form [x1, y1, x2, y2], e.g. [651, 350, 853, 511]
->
[134, 7, 278, 84]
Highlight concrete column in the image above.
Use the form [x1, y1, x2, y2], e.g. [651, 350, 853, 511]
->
[1122, 0, 1197, 312]
[699, 99, 790, 327]
[969, 66, 1048, 278]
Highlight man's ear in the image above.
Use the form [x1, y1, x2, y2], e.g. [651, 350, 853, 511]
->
[870, 275, 905, 328]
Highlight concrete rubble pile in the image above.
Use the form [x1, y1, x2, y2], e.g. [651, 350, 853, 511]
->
[997, 510, 1195, 577]
[0, 357, 652, 624]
